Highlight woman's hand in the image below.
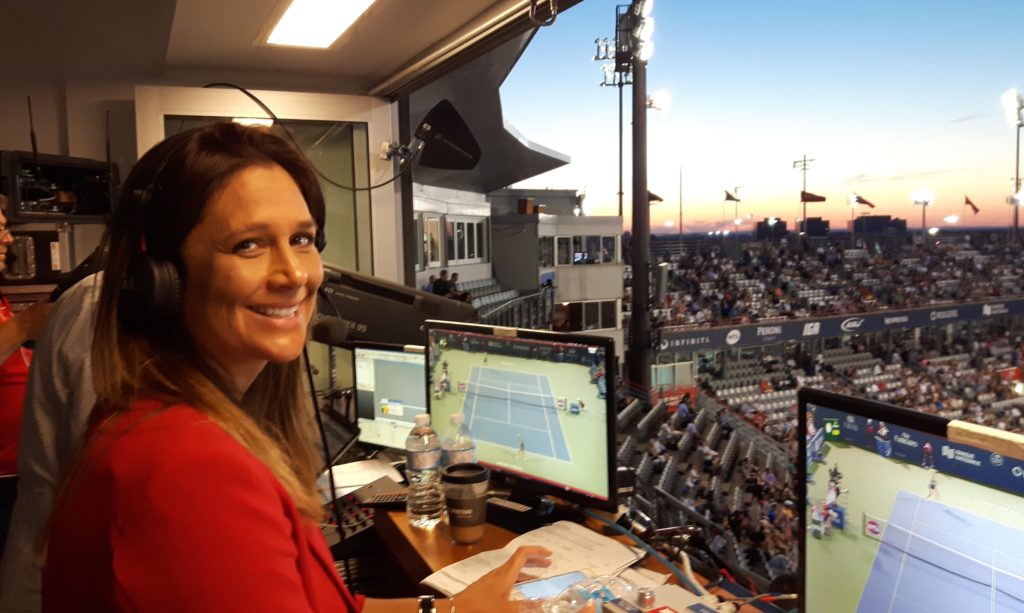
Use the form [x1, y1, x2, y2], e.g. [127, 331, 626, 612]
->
[453, 546, 551, 612]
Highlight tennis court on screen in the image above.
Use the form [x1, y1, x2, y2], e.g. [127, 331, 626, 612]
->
[857, 490, 1024, 612]
[459, 366, 571, 462]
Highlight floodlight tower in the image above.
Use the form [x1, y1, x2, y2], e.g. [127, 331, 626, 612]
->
[1002, 88, 1023, 239]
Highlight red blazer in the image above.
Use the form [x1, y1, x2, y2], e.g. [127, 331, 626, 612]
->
[43, 400, 364, 612]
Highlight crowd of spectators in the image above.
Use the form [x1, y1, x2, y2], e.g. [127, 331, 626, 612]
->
[640, 401, 799, 580]
[648, 237, 1024, 328]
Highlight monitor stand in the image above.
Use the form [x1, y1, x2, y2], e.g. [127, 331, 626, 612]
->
[485, 482, 585, 534]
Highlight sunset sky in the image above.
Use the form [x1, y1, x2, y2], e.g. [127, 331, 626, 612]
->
[501, 0, 1024, 233]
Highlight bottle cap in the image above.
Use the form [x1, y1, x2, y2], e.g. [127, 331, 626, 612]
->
[450, 413, 464, 424]
[414, 414, 431, 426]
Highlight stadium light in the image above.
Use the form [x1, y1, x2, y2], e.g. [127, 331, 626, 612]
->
[928, 227, 940, 236]
[1002, 88, 1023, 238]
[664, 220, 674, 227]
[943, 215, 959, 224]
[647, 89, 671, 111]
[912, 189, 934, 241]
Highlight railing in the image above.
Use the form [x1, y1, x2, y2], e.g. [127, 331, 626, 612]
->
[479, 286, 554, 329]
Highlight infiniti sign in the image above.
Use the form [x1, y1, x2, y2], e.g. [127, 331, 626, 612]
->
[840, 317, 865, 332]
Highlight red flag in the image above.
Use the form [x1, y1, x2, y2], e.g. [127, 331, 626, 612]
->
[800, 190, 826, 202]
[965, 195, 979, 214]
[724, 190, 740, 202]
[853, 194, 875, 208]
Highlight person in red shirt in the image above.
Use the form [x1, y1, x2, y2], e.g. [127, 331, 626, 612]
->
[42, 124, 550, 612]
[0, 201, 53, 557]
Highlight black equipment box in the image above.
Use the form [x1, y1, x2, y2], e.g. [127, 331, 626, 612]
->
[0, 151, 116, 222]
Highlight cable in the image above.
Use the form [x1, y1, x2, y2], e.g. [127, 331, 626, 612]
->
[303, 345, 343, 530]
[203, 82, 418, 192]
[581, 508, 706, 596]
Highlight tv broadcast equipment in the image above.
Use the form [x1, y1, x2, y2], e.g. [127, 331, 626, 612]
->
[318, 265, 477, 347]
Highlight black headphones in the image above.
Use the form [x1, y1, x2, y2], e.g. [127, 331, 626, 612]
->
[119, 134, 327, 330]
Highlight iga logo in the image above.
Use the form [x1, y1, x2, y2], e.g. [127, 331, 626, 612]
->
[865, 520, 882, 536]
[991, 453, 1005, 467]
[840, 317, 864, 332]
[725, 329, 742, 345]
[802, 322, 821, 336]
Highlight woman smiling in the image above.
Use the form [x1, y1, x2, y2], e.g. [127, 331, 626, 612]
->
[42, 123, 547, 612]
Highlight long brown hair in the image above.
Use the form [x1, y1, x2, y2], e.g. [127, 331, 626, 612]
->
[91, 122, 326, 519]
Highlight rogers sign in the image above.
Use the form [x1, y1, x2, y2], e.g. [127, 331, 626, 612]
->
[929, 309, 958, 321]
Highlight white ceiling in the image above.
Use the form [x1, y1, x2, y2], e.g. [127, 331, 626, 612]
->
[0, 0, 571, 97]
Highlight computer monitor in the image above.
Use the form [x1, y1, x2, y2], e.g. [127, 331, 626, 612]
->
[797, 388, 1024, 613]
[424, 320, 617, 511]
[353, 342, 427, 450]
[319, 264, 477, 346]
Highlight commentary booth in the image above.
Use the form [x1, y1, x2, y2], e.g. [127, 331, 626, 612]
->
[1, 1, 795, 610]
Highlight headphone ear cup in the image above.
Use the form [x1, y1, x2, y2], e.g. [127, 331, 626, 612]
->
[122, 257, 182, 328]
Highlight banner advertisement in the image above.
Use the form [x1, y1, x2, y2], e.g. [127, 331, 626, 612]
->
[659, 298, 1024, 352]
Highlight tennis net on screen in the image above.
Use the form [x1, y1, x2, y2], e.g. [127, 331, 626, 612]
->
[462, 380, 554, 408]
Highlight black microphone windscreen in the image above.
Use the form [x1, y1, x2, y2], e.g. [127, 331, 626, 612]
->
[312, 317, 350, 348]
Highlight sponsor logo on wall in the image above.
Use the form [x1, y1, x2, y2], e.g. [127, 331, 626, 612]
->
[802, 322, 821, 336]
[929, 309, 958, 322]
[884, 315, 909, 325]
[840, 317, 864, 332]
[725, 329, 742, 345]
[983, 303, 1008, 316]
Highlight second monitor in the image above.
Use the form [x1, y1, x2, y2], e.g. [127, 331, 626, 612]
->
[425, 321, 616, 511]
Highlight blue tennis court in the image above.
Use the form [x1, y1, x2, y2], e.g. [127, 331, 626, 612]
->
[858, 490, 1024, 612]
[460, 366, 571, 462]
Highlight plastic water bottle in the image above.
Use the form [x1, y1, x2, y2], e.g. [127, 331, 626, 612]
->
[405, 414, 445, 529]
[441, 413, 477, 467]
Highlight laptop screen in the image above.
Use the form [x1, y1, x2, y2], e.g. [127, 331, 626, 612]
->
[353, 344, 426, 450]
[799, 389, 1024, 613]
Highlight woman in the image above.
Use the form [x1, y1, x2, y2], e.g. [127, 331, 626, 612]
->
[42, 123, 549, 612]
[0, 200, 54, 556]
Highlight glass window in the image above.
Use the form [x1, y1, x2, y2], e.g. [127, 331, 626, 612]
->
[601, 300, 617, 328]
[602, 236, 616, 263]
[584, 302, 599, 329]
[572, 236, 584, 264]
[456, 222, 466, 260]
[538, 237, 554, 268]
[467, 222, 476, 258]
[416, 215, 424, 270]
[476, 222, 485, 260]
[446, 221, 455, 264]
[556, 237, 572, 266]
[586, 236, 601, 264]
[427, 218, 442, 266]
[569, 302, 583, 331]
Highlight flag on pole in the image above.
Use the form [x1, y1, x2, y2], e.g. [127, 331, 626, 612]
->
[724, 190, 740, 202]
[965, 195, 979, 215]
[800, 191, 826, 202]
[852, 194, 875, 208]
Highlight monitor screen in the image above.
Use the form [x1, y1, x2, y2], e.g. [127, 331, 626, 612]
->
[353, 344, 427, 450]
[425, 321, 616, 511]
[798, 389, 1024, 613]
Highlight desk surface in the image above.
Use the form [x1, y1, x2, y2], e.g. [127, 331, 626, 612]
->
[374, 510, 774, 612]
